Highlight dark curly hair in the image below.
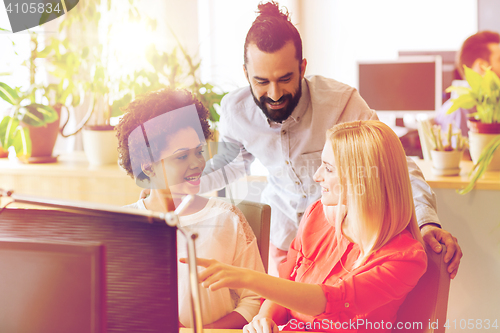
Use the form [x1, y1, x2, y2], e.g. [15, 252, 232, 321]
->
[116, 88, 212, 182]
[244, 1, 302, 65]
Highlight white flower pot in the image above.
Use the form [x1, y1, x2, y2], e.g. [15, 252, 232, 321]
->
[82, 128, 118, 166]
[430, 150, 463, 176]
[468, 131, 500, 171]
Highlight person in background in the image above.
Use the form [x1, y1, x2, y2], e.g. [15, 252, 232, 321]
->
[188, 120, 427, 333]
[116, 88, 264, 328]
[435, 30, 500, 137]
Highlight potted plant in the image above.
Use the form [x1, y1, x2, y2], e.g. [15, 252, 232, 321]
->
[446, 65, 500, 193]
[423, 123, 468, 176]
[0, 33, 61, 163]
[48, 1, 226, 165]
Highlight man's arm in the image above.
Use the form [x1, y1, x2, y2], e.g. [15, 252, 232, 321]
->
[199, 135, 255, 194]
[199, 97, 256, 194]
[405, 156, 463, 279]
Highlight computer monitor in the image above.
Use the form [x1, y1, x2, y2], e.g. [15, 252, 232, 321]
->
[398, 50, 459, 100]
[358, 56, 443, 119]
[0, 239, 106, 333]
[0, 206, 179, 333]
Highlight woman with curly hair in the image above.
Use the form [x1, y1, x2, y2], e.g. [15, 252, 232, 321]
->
[116, 88, 264, 329]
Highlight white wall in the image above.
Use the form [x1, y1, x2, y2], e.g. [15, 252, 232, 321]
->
[302, 0, 478, 88]
[197, 0, 300, 91]
[199, 0, 478, 89]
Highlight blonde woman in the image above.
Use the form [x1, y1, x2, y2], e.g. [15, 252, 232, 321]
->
[186, 120, 428, 332]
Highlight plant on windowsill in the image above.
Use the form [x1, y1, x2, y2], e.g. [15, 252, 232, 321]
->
[0, 32, 72, 163]
[423, 123, 468, 177]
[446, 65, 500, 194]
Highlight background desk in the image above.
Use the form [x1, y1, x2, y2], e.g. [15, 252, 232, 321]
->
[0, 152, 142, 207]
[413, 159, 500, 324]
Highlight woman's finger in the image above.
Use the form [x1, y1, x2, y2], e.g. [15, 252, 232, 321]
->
[178, 257, 212, 267]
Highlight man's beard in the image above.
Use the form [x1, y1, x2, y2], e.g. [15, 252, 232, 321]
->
[251, 80, 302, 123]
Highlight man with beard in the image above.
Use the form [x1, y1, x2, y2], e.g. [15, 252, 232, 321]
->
[196, 1, 462, 278]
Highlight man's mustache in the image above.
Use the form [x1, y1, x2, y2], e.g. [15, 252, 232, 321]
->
[261, 94, 291, 104]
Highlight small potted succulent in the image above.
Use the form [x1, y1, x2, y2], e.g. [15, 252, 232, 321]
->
[423, 123, 468, 176]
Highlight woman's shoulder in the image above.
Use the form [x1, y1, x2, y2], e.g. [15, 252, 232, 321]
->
[298, 200, 329, 230]
[209, 197, 245, 218]
[199, 198, 252, 227]
[373, 230, 427, 264]
[210, 198, 258, 244]
[301, 200, 325, 221]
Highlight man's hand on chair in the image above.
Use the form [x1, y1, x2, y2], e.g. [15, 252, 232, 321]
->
[421, 224, 463, 279]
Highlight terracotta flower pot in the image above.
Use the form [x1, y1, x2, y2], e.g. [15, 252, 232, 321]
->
[467, 118, 500, 134]
[21, 104, 62, 163]
[0, 144, 9, 158]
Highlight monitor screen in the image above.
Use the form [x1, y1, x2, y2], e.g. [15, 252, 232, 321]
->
[0, 207, 178, 333]
[0, 239, 105, 333]
[358, 56, 442, 117]
[398, 51, 459, 101]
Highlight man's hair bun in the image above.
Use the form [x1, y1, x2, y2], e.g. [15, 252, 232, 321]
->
[244, 1, 302, 64]
[257, 1, 289, 21]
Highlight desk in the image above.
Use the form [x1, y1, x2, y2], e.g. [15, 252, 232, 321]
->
[411, 159, 500, 324]
[413, 158, 500, 190]
[0, 152, 142, 207]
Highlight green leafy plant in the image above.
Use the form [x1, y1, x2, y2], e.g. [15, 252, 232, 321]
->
[38, 37, 85, 110]
[446, 65, 500, 194]
[113, 43, 226, 125]
[0, 33, 60, 161]
[446, 66, 500, 124]
[458, 135, 500, 194]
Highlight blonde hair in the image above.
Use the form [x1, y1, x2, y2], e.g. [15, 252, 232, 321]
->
[326, 120, 424, 268]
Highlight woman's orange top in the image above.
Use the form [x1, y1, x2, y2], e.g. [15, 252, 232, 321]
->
[279, 200, 427, 332]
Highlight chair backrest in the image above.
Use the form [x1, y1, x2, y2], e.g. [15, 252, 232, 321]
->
[417, 115, 437, 161]
[392, 244, 450, 333]
[221, 198, 271, 273]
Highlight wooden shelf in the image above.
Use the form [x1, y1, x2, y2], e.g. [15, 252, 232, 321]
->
[413, 158, 500, 191]
[0, 152, 142, 207]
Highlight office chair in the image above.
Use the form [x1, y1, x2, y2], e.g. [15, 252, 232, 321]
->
[392, 244, 451, 333]
[221, 198, 271, 273]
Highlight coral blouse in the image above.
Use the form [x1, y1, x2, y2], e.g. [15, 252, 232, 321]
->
[279, 201, 427, 332]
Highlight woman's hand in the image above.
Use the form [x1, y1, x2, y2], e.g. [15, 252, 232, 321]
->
[179, 258, 253, 291]
[243, 316, 279, 333]
[180, 257, 326, 317]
